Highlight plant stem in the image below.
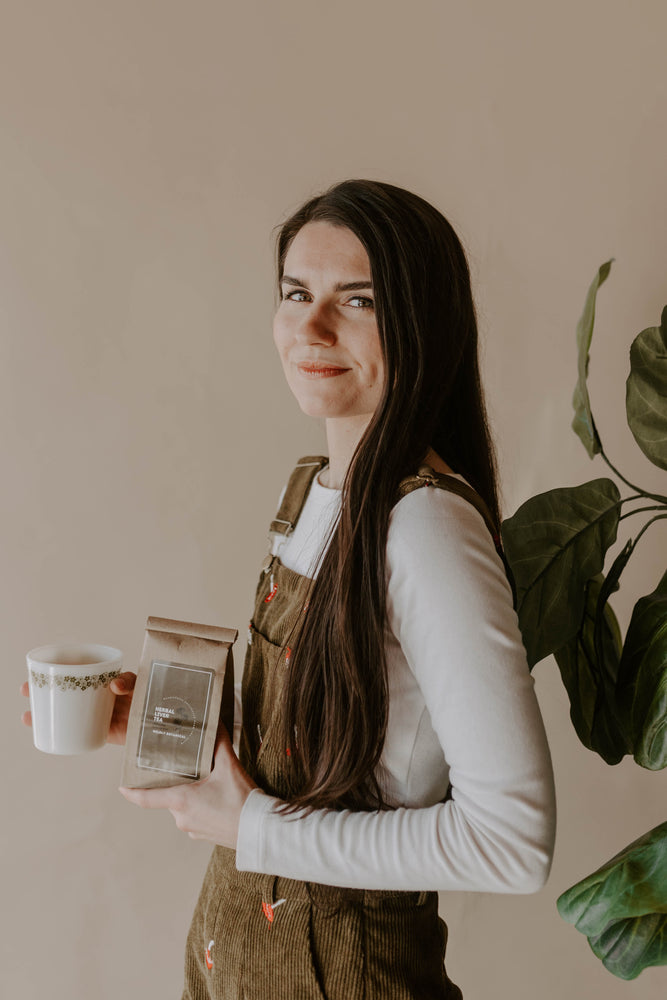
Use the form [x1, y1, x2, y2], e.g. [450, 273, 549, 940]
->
[605, 514, 667, 585]
[600, 449, 667, 504]
[619, 505, 667, 522]
[591, 513, 667, 685]
[629, 512, 667, 549]
[619, 494, 648, 507]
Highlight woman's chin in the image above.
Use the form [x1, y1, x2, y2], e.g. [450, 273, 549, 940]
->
[294, 396, 348, 420]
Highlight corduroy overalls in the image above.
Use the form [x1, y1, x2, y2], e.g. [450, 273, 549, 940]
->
[183, 457, 507, 1000]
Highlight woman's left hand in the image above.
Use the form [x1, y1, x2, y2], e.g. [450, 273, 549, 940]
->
[119, 724, 258, 849]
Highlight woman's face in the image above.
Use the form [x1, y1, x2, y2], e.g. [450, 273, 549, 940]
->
[273, 221, 384, 425]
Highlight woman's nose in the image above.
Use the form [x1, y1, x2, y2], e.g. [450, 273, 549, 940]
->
[296, 303, 336, 344]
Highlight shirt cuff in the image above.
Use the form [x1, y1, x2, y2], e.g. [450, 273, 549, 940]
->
[235, 786, 278, 872]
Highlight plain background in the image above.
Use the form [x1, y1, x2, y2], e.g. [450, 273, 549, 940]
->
[2, 1, 666, 997]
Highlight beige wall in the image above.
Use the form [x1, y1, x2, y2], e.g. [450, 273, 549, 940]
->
[2, 1, 666, 997]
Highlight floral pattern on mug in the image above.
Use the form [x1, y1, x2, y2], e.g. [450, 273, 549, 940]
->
[29, 668, 121, 692]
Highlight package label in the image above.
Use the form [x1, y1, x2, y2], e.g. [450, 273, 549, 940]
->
[137, 660, 214, 778]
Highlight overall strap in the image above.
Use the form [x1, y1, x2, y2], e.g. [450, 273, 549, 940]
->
[397, 465, 499, 545]
[269, 456, 329, 537]
[397, 465, 517, 608]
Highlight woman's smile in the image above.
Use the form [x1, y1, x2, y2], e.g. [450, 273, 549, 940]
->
[296, 361, 351, 378]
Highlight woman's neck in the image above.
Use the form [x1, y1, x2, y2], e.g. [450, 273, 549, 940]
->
[322, 420, 456, 490]
[322, 414, 373, 489]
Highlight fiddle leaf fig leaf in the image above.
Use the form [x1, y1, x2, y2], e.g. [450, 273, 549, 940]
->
[626, 306, 667, 470]
[501, 478, 621, 667]
[616, 567, 667, 769]
[587, 913, 667, 981]
[557, 822, 667, 979]
[572, 260, 613, 458]
[554, 573, 628, 764]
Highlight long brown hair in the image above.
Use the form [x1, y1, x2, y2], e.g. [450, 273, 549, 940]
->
[276, 180, 500, 811]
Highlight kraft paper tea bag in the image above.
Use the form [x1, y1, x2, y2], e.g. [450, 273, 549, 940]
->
[121, 617, 237, 789]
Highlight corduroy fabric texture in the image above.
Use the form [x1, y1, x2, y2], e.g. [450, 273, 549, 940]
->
[183, 846, 461, 999]
[182, 458, 464, 999]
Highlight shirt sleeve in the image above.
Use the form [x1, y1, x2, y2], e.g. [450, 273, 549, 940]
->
[235, 487, 557, 892]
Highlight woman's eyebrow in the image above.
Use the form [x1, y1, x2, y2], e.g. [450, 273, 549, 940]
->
[281, 275, 373, 292]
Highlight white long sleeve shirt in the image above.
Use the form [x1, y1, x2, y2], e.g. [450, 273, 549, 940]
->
[235, 470, 556, 892]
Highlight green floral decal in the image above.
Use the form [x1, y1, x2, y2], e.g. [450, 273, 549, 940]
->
[30, 668, 120, 692]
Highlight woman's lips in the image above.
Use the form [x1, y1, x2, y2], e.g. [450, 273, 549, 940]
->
[297, 363, 350, 378]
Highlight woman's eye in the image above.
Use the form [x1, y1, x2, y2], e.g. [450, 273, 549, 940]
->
[280, 290, 374, 309]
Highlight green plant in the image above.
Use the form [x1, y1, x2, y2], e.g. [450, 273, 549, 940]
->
[500, 262, 667, 980]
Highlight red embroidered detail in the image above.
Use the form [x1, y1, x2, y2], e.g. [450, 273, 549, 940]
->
[285, 646, 292, 665]
[302, 600, 310, 613]
[264, 583, 278, 603]
[285, 747, 291, 756]
[262, 899, 286, 925]
[205, 940, 214, 970]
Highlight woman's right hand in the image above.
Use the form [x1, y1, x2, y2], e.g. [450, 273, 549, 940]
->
[20, 671, 137, 746]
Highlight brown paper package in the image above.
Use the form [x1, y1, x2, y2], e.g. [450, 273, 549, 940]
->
[120, 616, 237, 789]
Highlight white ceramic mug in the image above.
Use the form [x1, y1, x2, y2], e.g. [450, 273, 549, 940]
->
[27, 643, 123, 754]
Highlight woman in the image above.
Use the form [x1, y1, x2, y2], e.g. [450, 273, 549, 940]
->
[28, 179, 557, 997]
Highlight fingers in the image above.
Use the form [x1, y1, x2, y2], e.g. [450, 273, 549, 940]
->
[111, 671, 137, 696]
[118, 785, 183, 811]
[20, 682, 32, 726]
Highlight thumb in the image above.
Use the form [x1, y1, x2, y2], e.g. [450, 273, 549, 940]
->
[111, 671, 137, 696]
[214, 719, 234, 755]
[211, 720, 240, 771]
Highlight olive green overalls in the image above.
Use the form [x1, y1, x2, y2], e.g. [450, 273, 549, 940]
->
[183, 457, 507, 1000]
